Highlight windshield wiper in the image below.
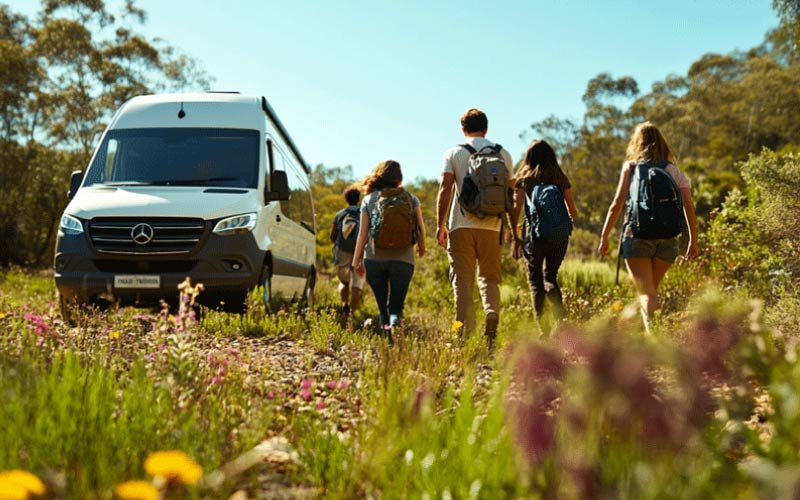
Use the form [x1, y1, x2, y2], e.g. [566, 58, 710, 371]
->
[149, 177, 241, 186]
[100, 181, 154, 186]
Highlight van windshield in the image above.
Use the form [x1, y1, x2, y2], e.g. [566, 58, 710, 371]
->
[84, 128, 260, 188]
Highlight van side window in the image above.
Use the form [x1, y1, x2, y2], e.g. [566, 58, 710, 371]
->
[282, 153, 314, 232]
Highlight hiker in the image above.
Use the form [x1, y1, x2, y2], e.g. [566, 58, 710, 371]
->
[598, 121, 698, 329]
[436, 108, 516, 347]
[330, 184, 365, 315]
[512, 140, 577, 322]
[352, 160, 426, 332]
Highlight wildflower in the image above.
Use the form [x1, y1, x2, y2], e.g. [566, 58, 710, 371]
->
[108, 331, 121, 340]
[300, 379, 313, 390]
[0, 313, 7, 320]
[0, 470, 45, 498]
[297, 339, 305, 346]
[23, 313, 51, 336]
[325, 380, 338, 390]
[316, 399, 326, 410]
[338, 380, 350, 389]
[266, 391, 275, 400]
[144, 450, 202, 485]
[611, 301, 623, 313]
[0, 482, 26, 500]
[451, 320, 464, 333]
[114, 481, 158, 500]
[300, 388, 312, 401]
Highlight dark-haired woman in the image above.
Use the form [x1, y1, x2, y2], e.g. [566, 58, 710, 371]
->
[512, 140, 578, 321]
[352, 160, 426, 331]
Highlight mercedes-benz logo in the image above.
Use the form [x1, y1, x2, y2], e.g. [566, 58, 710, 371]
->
[131, 223, 154, 245]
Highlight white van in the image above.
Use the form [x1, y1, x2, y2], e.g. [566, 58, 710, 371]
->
[54, 92, 316, 314]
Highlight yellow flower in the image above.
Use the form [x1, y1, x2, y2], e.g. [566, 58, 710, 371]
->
[0, 470, 45, 498]
[144, 450, 202, 485]
[108, 331, 121, 340]
[114, 481, 158, 500]
[451, 320, 464, 333]
[611, 301, 623, 313]
[297, 339, 304, 346]
[0, 482, 27, 500]
[0, 313, 7, 320]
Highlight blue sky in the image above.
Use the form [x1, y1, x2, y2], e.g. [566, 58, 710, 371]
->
[8, 0, 778, 181]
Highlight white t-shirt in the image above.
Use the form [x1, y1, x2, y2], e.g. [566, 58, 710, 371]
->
[441, 137, 514, 232]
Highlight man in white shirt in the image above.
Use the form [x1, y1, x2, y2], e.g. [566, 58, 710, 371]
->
[436, 108, 516, 347]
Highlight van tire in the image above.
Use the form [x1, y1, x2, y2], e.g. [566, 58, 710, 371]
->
[259, 263, 274, 312]
[302, 271, 315, 309]
[59, 293, 74, 326]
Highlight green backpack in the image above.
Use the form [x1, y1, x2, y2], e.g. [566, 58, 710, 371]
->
[370, 188, 417, 249]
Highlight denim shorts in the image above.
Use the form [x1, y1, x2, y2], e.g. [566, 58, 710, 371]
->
[622, 236, 679, 263]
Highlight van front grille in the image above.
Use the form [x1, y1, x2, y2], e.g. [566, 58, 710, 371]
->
[88, 217, 207, 255]
[93, 260, 197, 273]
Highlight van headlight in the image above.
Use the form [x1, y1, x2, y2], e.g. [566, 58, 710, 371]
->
[60, 214, 84, 234]
[213, 213, 257, 235]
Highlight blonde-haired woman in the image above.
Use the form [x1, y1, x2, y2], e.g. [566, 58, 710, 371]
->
[599, 122, 698, 329]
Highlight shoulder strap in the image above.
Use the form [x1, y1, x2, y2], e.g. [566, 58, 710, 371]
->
[461, 144, 477, 154]
[492, 144, 502, 153]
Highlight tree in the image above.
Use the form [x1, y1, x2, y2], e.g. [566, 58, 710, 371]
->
[0, 0, 212, 266]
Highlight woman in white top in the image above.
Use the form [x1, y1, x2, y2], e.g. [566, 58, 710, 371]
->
[599, 122, 699, 329]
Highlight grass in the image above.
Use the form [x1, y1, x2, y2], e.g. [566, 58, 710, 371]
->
[0, 250, 798, 498]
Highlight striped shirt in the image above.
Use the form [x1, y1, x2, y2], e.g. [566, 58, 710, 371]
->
[441, 137, 514, 232]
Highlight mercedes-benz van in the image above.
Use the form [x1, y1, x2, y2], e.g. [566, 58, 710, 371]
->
[54, 92, 316, 315]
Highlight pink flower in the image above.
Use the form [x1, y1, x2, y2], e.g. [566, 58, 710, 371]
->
[316, 399, 326, 410]
[301, 388, 312, 401]
[325, 380, 338, 390]
[266, 391, 275, 400]
[211, 376, 222, 385]
[301, 379, 313, 390]
[338, 380, 350, 389]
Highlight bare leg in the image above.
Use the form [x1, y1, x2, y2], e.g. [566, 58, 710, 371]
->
[339, 282, 349, 307]
[652, 258, 672, 291]
[625, 257, 659, 329]
[350, 286, 362, 312]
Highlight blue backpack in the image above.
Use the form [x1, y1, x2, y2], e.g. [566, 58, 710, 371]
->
[335, 206, 360, 253]
[626, 161, 683, 240]
[525, 184, 572, 246]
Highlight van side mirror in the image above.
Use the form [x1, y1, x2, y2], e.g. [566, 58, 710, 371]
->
[67, 170, 83, 200]
[266, 170, 290, 202]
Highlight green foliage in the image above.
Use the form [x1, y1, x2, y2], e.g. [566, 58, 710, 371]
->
[0, 1, 210, 266]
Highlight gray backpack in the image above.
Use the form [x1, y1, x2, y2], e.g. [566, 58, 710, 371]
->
[457, 143, 512, 218]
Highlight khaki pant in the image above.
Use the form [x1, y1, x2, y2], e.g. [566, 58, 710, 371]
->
[447, 228, 502, 333]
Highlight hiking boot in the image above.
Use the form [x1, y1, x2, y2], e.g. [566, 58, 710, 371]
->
[484, 312, 499, 350]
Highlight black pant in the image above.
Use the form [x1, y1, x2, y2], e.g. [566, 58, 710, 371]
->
[524, 237, 569, 319]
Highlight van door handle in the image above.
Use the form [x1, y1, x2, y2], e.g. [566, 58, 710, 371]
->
[276, 214, 281, 222]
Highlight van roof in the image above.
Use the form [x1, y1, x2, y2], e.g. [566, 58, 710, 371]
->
[108, 93, 310, 173]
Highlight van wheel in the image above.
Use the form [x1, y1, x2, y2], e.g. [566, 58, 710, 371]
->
[59, 293, 77, 327]
[302, 272, 315, 309]
[259, 263, 274, 312]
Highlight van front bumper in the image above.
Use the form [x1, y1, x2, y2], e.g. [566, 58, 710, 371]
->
[54, 229, 265, 306]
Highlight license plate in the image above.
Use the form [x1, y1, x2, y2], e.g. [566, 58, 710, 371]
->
[114, 275, 160, 289]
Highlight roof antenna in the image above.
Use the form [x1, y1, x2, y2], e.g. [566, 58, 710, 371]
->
[178, 95, 186, 119]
